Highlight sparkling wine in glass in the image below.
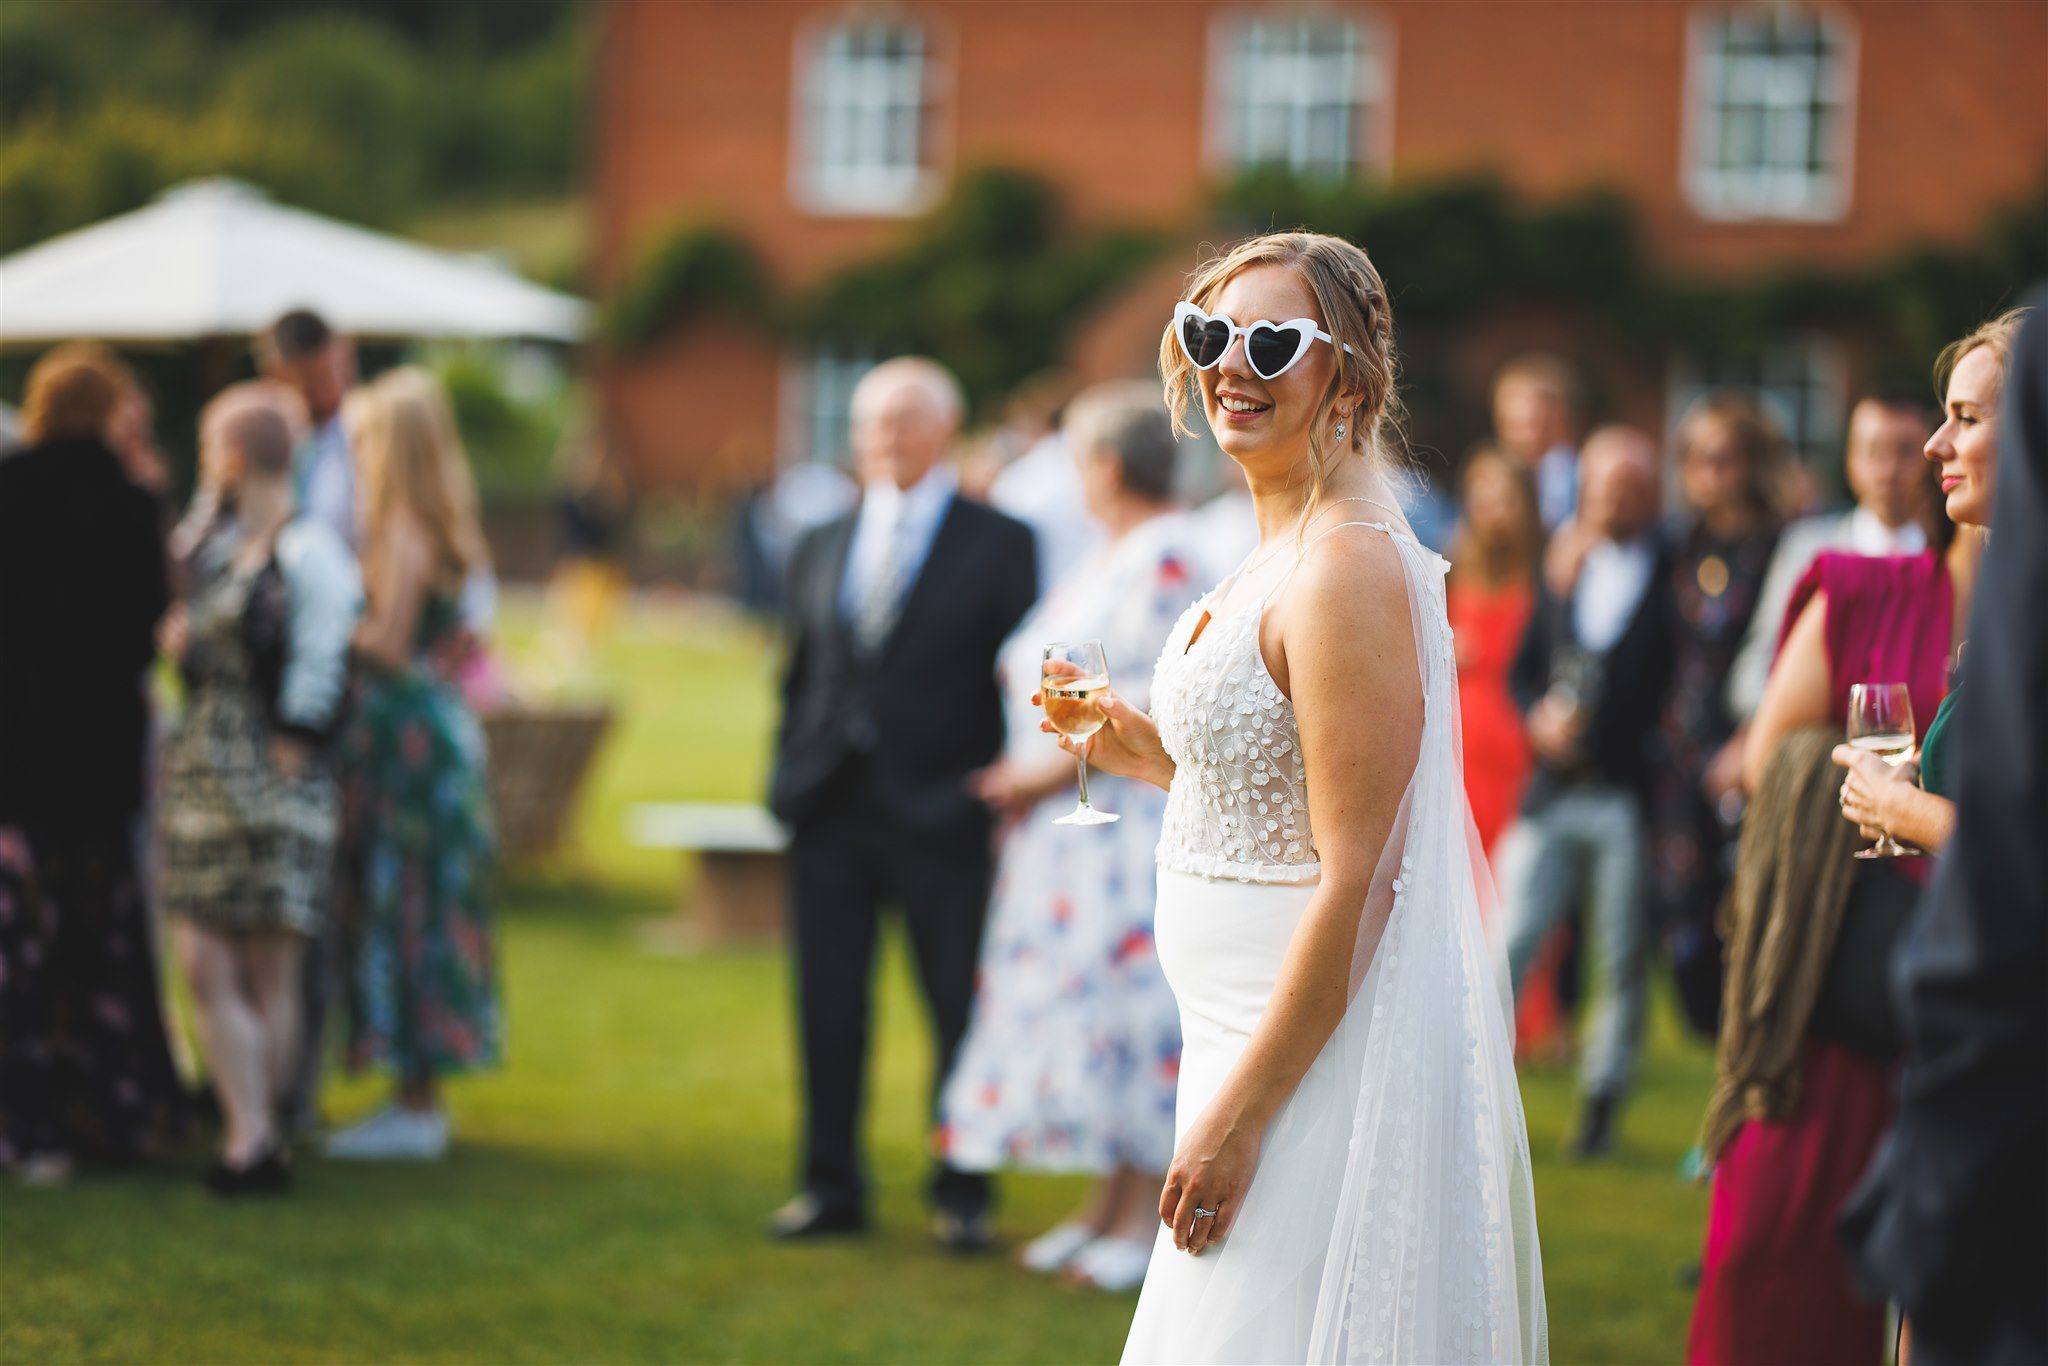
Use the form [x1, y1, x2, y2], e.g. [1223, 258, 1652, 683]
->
[1043, 640, 1118, 827]
[1847, 682, 1918, 859]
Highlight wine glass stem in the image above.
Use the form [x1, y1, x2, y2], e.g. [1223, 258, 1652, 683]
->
[1075, 749, 1093, 811]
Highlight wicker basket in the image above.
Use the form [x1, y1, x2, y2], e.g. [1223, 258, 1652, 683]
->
[482, 701, 615, 861]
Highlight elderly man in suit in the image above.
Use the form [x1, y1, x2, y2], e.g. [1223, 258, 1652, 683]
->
[1726, 394, 1935, 721]
[768, 357, 1037, 1248]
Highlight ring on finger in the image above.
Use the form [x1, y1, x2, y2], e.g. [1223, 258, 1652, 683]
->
[1193, 1206, 1218, 1220]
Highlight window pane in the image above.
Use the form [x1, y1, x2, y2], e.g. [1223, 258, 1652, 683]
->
[802, 21, 928, 205]
[1223, 16, 1373, 175]
[1692, 6, 1849, 217]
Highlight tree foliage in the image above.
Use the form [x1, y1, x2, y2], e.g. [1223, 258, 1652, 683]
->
[0, 0, 588, 255]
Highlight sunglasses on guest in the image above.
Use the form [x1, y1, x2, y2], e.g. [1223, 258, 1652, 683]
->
[1172, 301, 1356, 381]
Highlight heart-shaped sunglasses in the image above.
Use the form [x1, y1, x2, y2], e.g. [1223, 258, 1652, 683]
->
[1172, 301, 1355, 380]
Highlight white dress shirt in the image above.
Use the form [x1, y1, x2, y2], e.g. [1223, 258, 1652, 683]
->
[1725, 505, 1930, 721]
[840, 463, 958, 623]
[1573, 536, 1656, 652]
[1846, 505, 1928, 556]
[296, 416, 357, 549]
[1536, 444, 1579, 530]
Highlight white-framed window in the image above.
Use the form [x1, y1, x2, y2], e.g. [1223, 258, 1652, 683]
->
[1684, 7, 1856, 221]
[1668, 335, 1850, 464]
[779, 344, 878, 468]
[791, 18, 939, 215]
[1210, 12, 1390, 177]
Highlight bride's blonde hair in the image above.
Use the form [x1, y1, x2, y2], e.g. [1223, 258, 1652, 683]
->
[1158, 231, 1404, 520]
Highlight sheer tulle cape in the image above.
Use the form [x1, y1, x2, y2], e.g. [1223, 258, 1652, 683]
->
[1162, 527, 1547, 1365]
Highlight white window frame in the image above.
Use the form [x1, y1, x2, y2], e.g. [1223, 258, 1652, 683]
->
[1682, 7, 1857, 222]
[1208, 10, 1393, 177]
[778, 344, 879, 469]
[790, 15, 945, 216]
[1666, 334, 1851, 477]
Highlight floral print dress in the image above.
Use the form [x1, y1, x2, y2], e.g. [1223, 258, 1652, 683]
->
[338, 595, 500, 1078]
[937, 514, 1202, 1175]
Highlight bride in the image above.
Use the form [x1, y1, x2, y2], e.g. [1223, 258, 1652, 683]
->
[1048, 232, 1547, 1363]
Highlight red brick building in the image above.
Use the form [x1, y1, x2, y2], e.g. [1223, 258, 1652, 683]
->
[594, 0, 2047, 493]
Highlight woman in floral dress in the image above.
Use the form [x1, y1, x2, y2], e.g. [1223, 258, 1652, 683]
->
[160, 384, 359, 1194]
[939, 384, 1199, 1290]
[324, 366, 499, 1163]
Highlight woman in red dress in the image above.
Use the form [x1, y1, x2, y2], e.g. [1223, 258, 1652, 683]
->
[1446, 449, 1569, 1059]
[1447, 447, 1541, 852]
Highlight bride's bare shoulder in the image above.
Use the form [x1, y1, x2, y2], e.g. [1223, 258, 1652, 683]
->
[1291, 522, 1414, 629]
[1267, 523, 1420, 696]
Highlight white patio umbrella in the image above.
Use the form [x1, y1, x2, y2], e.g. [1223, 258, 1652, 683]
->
[0, 178, 588, 346]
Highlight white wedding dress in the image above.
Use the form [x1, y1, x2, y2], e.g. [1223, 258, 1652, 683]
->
[1122, 514, 1547, 1365]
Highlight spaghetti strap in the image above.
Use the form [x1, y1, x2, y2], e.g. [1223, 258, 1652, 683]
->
[1301, 517, 1414, 555]
[1271, 518, 1415, 595]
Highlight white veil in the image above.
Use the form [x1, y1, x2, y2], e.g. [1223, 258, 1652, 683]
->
[1174, 529, 1548, 1364]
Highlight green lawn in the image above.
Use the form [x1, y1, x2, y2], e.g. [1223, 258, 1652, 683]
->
[1, 598, 1712, 1364]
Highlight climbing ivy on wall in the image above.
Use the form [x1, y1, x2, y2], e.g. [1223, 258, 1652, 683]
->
[604, 162, 2047, 429]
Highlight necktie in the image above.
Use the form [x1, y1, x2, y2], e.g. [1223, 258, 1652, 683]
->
[855, 501, 915, 652]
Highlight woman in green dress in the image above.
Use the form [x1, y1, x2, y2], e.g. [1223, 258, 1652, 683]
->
[1834, 309, 2028, 851]
[325, 366, 500, 1163]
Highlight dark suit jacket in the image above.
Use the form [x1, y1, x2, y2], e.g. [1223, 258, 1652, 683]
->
[1838, 293, 2048, 1366]
[0, 437, 167, 828]
[1509, 535, 1677, 810]
[770, 493, 1036, 841]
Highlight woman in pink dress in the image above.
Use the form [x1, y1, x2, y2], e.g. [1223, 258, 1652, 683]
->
[1689, 317, 2010, 1365]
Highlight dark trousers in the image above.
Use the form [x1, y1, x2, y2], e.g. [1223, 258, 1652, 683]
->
[787, 777, 993, 1218]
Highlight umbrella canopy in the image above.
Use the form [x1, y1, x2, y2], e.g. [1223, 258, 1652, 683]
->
[0, 178, 588, 346]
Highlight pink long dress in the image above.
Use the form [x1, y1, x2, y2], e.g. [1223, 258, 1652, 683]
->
[1688, 550, 1951, 1366]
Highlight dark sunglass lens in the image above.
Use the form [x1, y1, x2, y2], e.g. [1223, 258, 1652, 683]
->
[1184, 316, 1230, 366]
[1247, 326, 1296, 377]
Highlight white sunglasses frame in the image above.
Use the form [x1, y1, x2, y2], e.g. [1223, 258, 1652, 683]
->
[1172, 301, 1356, 380]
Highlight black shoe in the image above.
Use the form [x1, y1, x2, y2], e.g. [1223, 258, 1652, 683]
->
[932, 1208, 996, 1254]
[1566, 1093, 1619, 1162]
[767, 1192, 867, 1240]
[205, 1142, 293, 1197]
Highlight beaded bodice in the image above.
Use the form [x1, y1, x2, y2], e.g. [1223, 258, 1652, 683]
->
[1152, 585, 1320, 885]
[1150, 518, 1453, 886]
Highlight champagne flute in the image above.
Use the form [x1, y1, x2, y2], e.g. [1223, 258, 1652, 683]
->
[1043, 640, 1118, 827]
[1846, 682, 1919, 859]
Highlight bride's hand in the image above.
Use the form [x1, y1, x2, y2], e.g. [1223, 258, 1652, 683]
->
[1035, 688, 1175, 791]
[1160, 1103, 1261, 1255]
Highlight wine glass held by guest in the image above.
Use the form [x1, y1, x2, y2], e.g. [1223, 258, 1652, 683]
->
[1047, 233, 1545, 1364]
[1830, 312, 2020, 858]
[1843, 682, 1920, 858]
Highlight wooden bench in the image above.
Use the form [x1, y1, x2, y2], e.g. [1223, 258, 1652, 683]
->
[627, 802, 790, 947]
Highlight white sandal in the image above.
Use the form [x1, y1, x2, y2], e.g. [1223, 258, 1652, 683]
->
[1019, 1221, 1099, 1273]
[1067, 1236, 1156, 1292]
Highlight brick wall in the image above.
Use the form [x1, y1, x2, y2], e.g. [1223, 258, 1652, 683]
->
[594, 0, 2048, 492]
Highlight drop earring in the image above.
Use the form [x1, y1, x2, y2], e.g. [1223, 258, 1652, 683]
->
[1335, 416, 1346, 442]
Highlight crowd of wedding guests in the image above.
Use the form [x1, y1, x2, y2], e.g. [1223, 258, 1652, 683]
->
[757, 300, 2044, 1366]
[0, 309, 501, 1195]
[2, 290, 2038, 1363]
